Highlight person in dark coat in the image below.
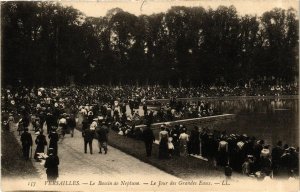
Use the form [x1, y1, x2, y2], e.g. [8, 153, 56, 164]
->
[44, 148, 59, 181]
[81, 116, 89, 137]
[67, 114, 76, 137]
[260, 155, 272, 175]
[96, 123, 109, 154]
[253, 140, 264, 171]
[142, 125, 155, 157]
[224, 164, 233, 180]
[21, 114, 30, 130]
[83, 127, 94, 154]
[290, 147, 299, 175]
[48, 127, 59, 155]
[121, 114, 127, 126]
[120, 103, 126, 116]
[20, 127, 33, 160]
[142, 103, 148, 116]
[34, 130, 47, 161]
[129, 99, 135, 115]
[147, 110, 154, 125]
[45, 112, 55, 134]
[189, 126, 200, 155]
[280, 148, 292, 177]
[271, 141, 284, 176]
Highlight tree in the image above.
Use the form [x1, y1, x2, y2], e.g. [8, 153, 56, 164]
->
[260, 8, 299, 82]
[2, 3, 298, 86]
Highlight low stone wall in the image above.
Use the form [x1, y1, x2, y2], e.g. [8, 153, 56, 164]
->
[146, 95, 298, 104]
[136, 114, 236, 130]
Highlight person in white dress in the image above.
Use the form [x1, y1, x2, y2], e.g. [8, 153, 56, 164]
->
[179, 128, 189, 156]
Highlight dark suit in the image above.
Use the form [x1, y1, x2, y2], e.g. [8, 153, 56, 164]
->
[45, 114, 55, 134]
[20, 131, 33, 160]
[83, 129, 94, 154]
[189, 129, 200, 155]
[67, 117, 76, 137]
[44, 154, 59, 180]
[96, 125, 109, 153]
[142, 127, 155, 156]
[272, 146, 284, 175]
[48, 132, 59, 155]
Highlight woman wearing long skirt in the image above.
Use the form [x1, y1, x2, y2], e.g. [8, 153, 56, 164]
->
[158, 126, 169, 159]
[179, 128, 189, 157]
[34, 130, 47, 161]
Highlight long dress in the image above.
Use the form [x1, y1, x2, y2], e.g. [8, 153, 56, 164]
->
[34, 134, 47, 160]
[158, 130, 169, 159]
[179, 133, 189, 156]
[217, 140, 228, 166]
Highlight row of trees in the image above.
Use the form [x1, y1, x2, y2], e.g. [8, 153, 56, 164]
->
[2, 2, 298, 86]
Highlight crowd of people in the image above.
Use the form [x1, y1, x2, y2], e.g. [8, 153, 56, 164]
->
[1, 84, 298, 181]
[2, 84, 297, 128]
[2, 83, 298, 115]
[118, 122, 299, 180]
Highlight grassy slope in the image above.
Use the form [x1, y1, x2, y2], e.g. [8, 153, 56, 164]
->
[1, 129, 39, 178]
[108, 130, 226, 179]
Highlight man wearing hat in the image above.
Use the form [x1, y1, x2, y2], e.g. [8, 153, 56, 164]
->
[45, 112, 55, 134]
[96, 121, 109, 154]
[142, 124, 155, 157]
[271, 141, 284, 176]
[83, 127, 94, 154]
[44, 148, 59, 181]
[48, 127, 59, 155]
[67, 114, 76, 137]
[20, 127, 33, 160]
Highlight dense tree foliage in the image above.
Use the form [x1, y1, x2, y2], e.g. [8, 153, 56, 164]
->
[1, 2, 298, 86]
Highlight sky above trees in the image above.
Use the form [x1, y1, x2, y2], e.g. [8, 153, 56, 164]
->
[61, 0, 298, 17]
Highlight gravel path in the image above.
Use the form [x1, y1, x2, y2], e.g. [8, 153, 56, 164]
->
[11, 126, 178, 181]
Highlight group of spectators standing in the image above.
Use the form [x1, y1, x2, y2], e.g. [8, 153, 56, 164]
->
[2, 83, 297, 116]
[1, 84, 298, 181]
[153, 125, 299, 179]
[19, 125, 59, 181]
[80, 114, 109, 154]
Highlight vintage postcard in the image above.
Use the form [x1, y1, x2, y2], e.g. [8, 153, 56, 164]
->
[1, 0, 299, 191]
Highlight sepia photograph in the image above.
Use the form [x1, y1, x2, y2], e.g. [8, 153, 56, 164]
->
[1, 0, 299, 191]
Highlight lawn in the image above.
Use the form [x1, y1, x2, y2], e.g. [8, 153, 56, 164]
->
[108, 130, 228, 179]
[1, 129, 39, 179]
